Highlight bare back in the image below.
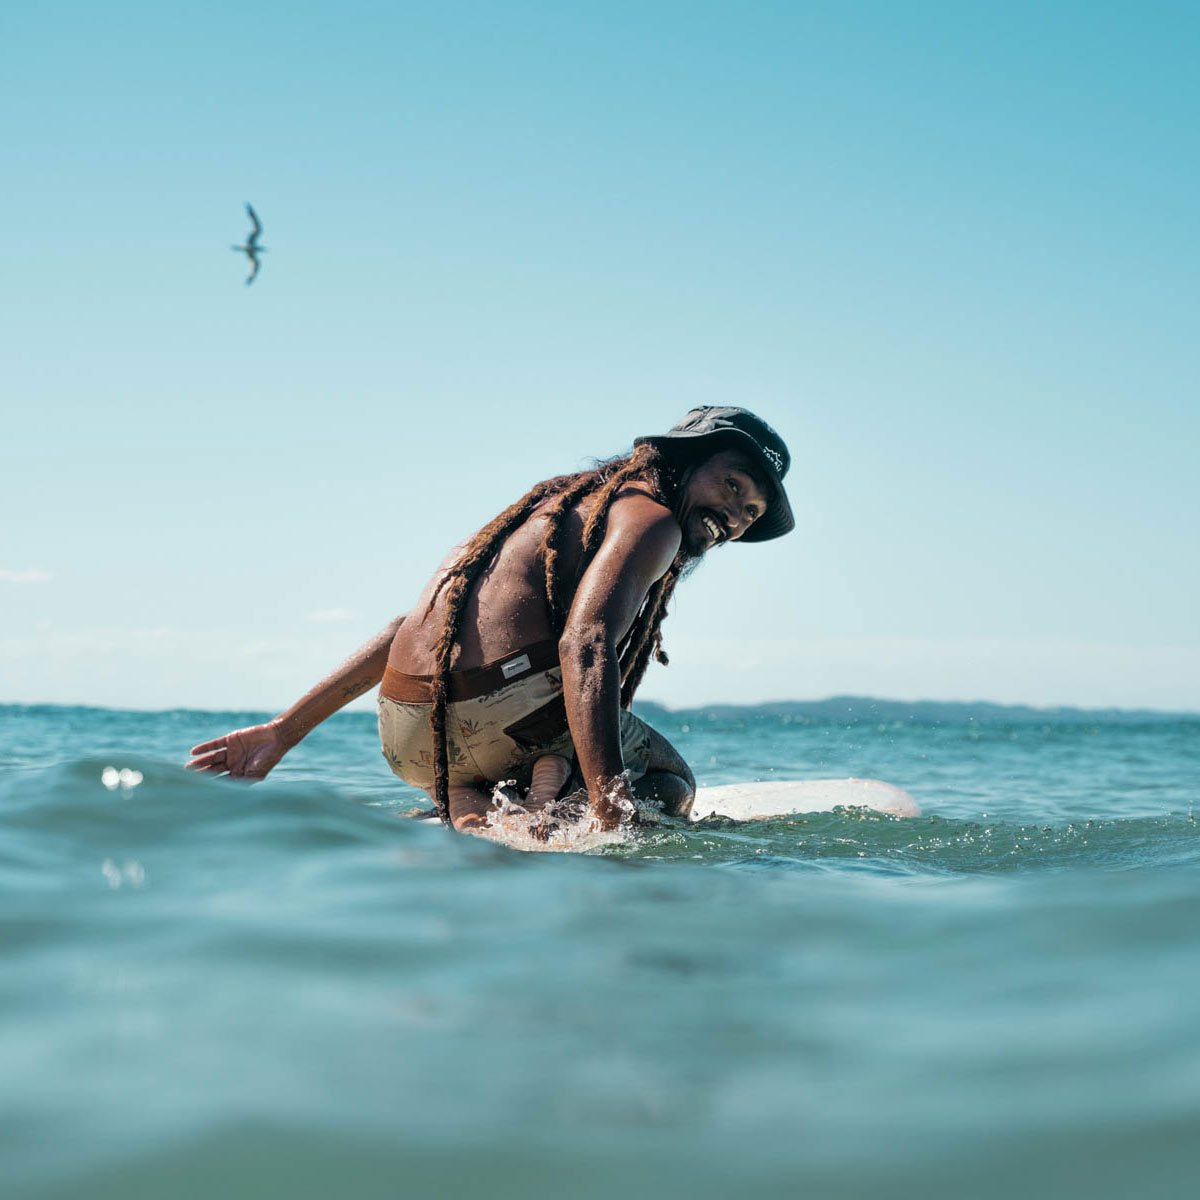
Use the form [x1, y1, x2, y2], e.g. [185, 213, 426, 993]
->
[387, 481, 671, 675]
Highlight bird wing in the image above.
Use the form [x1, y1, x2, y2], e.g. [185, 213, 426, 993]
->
[245, 203, 262, 239]
[245, 251, 261, 284]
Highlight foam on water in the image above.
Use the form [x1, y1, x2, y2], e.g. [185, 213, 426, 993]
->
[477, 777, 638, 853]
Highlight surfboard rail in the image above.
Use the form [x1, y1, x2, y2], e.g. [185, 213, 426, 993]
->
[688, 778, 919, 821]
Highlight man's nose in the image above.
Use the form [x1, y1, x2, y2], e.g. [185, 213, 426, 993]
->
[728, 503, 754, 538]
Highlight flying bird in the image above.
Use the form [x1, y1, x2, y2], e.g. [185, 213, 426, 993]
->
[231, 203, 266, 285]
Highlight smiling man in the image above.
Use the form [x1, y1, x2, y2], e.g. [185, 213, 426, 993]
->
[188, 407, 794, 833]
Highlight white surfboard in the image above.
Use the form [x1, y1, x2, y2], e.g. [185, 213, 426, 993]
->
[688, 778, 919, 821]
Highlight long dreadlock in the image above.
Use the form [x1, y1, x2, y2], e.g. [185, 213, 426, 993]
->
[424, 443, 688, 827]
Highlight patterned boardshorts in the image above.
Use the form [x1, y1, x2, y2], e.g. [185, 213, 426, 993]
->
[377, 666, 653, 791]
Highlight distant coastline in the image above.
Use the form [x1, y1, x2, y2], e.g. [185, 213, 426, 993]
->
[1, 696, 1196, 724]
[632, 695, 1199, 726]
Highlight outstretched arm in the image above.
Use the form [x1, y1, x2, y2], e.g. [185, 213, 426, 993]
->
[186, 613, 406, 780]
[559, 496, 681, 828]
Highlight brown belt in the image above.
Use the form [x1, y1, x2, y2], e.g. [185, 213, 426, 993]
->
[380, 638, 560, 704]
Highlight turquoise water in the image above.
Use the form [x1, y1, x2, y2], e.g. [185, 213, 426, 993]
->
[3, 701, 1199, 1198]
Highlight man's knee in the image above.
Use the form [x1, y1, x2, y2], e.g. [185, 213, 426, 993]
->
[637, 720, 695, 794]
[633, 770, 694, 818]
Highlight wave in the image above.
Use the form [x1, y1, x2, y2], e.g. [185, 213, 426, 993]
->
[4, 756, 1196, 886]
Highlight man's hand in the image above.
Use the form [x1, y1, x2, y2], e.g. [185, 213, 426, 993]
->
[186, 721, 288, 781]
[591, 775, 637, 831]
[184, 613, 403, 783]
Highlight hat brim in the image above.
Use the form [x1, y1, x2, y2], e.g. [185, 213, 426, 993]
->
[635, 428, 795, 543]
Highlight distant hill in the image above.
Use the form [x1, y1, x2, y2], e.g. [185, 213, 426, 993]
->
[632, 695, 1198, 726]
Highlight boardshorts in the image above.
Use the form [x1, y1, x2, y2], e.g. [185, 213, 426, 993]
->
[377, 642, 653, 791]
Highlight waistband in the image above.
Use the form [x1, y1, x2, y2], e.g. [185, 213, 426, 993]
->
[380, 638, 560, 704]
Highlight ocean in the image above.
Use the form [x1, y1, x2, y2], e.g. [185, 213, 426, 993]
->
[3, 699, 1199, 1198]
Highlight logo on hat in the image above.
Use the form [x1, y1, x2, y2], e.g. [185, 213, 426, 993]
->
[758, 443, 784, 474]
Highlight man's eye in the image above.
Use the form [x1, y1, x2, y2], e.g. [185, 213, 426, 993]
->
[727, 477, 739, 494]
[746, 505, 759, 521]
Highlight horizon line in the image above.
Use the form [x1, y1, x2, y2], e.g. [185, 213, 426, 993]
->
[1, 694, 1197, 719]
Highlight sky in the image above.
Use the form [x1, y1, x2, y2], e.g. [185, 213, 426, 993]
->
[3, 0, 1198, 713]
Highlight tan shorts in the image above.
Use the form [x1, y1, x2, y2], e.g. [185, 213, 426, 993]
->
[377, 665, 653, 792]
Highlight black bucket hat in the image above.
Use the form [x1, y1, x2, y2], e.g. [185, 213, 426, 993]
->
[635, 406, 795, 543]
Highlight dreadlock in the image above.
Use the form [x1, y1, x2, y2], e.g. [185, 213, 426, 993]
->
[424, 443, 688, 827]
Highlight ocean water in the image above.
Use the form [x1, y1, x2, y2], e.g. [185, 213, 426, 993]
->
[3, 700, 1199, 1199]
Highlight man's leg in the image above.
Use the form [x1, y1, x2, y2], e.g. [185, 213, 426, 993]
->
[444, 723, 695, 830]
[632, 770, 693, 817]
[446, 769, 568, 832]
[445, 785, 499, 832]
[525, 754, 572, 809]
[627, 718, 695, 818]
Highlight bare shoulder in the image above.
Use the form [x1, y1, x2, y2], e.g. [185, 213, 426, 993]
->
[605, 485, 682, 562]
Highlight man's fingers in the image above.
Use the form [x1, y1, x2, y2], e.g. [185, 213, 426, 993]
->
[186, 749, 231, 773]
[528, 817, 558, 843]
[187, 727, 278, 781]
[186, 762, 228, 775]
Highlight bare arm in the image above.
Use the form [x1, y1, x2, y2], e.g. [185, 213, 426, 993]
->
[187, 613, 406, 780]
[558, 496, 681, 828]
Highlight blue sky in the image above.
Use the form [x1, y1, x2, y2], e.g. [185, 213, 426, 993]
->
[3, 0, 1198, 711]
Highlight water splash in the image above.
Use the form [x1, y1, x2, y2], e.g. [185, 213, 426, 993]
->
[477, 779, 635, 854]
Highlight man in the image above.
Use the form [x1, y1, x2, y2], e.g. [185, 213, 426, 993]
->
[187, 407, 794, 834]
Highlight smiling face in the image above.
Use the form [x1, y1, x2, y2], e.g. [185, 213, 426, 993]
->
[676, 448, 772, 555]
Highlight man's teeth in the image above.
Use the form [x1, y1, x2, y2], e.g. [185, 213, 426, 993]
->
[702, 515, 722, 541]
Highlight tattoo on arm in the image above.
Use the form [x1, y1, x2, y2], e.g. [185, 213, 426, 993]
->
[341, 679, 372, 699]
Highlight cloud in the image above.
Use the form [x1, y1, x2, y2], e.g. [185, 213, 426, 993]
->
[305, 608, 357, 623]
[0, 568, 52, 584]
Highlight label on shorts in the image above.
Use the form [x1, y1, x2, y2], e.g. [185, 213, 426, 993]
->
[500, 653, 532, 680]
